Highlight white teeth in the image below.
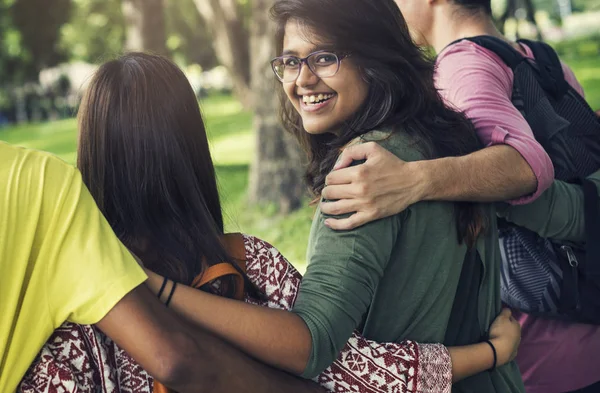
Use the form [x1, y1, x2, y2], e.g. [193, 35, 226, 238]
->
[302, 93, 334, 104]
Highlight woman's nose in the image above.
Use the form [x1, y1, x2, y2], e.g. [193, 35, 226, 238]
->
[295, 63, 319, 87]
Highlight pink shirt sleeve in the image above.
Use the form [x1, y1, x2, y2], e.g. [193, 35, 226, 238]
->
[435, 41, 555, 204]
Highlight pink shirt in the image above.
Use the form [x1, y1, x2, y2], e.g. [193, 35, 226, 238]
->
[436, 40, 600, 393]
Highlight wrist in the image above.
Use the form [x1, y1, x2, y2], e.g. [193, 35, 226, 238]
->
[489, 338, 507, 367]
[484, 340, 498, 371]
[409, 160, 434, 202]
[144, 269, 163, 293]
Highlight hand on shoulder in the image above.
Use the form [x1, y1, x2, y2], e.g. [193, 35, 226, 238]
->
[320, 141, 427, 230]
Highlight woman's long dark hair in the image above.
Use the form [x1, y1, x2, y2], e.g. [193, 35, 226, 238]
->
[77, 53, 244, 293]
[272, 0, 486, 246]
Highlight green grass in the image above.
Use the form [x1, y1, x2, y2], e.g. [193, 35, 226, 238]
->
[566, 56, 600, 110]
[1, 53, 599, 271]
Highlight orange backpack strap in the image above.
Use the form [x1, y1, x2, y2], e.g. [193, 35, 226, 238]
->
[192, 263, 241, 288]
[191, 233, 247, 300]
[153, 233, 248, 393]
[153, 382, 170, 393]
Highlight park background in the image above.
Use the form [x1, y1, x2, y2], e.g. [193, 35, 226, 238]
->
[0, 0, 599, 271]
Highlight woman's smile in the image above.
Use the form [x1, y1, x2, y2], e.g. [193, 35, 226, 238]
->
[298, 93, 337, 113]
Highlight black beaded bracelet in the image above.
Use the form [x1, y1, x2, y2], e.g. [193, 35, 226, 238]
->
[484, 339, 497, 372]
[165, 282, 177, 307]
[157, 277, 168, 300]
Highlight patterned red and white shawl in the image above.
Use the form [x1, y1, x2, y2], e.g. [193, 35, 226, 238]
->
[19, 235, 451, 393]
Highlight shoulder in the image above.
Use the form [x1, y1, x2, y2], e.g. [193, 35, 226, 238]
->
[437, 40, 512, 72]
[242, 234, 281, 261]
[435, 40, 514, 96]
[520, 42, 585, 96]
[242, 234, 297, 271]
[0, 141, 79, 204]
[350, 128, 427, 163]
[240, 234, 303, 304]
[561, 62, 584, 96]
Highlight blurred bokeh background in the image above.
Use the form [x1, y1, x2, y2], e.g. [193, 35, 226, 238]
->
[0, 0, 598, 270]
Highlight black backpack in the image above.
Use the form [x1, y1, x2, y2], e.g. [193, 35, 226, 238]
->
[460, 36, 600, 324]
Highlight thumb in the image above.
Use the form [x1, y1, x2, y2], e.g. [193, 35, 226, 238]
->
[500, 308, 512, 318]
[333, 142, 380, 170]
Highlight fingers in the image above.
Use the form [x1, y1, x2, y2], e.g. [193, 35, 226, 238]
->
[324, 212, 372, 231]
[325, 166, 361, 187]
[322, 182, 367, 200]
[500, 308, 518, 323]
[320, 199, 359, 216]
[333, 142, 382, 170]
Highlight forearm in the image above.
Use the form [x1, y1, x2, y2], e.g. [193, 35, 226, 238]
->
[448, 342, 495, 383]
[95, 284, 320, 393]
[419, 145, 537, 203]
[497, 181, 584, 241]
[145, 270, 312, 375]
[180, 319, 324, 393]
[497, 169, 600, 242]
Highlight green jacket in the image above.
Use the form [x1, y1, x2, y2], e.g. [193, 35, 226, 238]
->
[292, 129, 525, 392]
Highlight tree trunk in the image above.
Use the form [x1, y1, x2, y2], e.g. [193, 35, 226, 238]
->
[193, 0, 252, 109]
[498, 0, 517, 34]
[522, 0, 543, 40]
[247, 0, 304, 213]
[498, 0, 542, 40]
[122, 0, 168, 56]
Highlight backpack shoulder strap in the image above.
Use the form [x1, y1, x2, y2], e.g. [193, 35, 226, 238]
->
[459, 35, 524, 70]
[154, 235, 249, 393]
[518, 39, 569, 97]
[191, 233, 247, 300]
[582, 179, 600, 277]
[222, 232, 247, 271]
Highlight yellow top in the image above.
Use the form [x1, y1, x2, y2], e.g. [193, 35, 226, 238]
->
[0, 141, 147, 392]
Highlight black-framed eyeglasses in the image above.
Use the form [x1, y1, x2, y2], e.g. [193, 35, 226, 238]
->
[270, 50, 349, 83]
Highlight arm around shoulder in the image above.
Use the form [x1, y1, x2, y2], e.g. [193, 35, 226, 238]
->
[97, 284, 325, 393]
[497, 169, 600, 242]
[418, 144, 538, 203]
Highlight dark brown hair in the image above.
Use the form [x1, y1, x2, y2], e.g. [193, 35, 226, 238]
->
[77, 52, 244, 292]
[272, 0, 486, 246]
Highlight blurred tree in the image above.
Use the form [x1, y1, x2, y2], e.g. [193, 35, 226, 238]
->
[165, 0, 217, 69]
[248, 0, 304, 213]
[0, 1, 26, 83]
[193, 0, 252, 107]
[122, 0, 167, 55]
[196, 0, 304, 212]
[498, 0, 543, 39]
[0, 0, 71, 122]
[0, 0, 24, 120]
[529, 0, 600, 20]
[571, 0, 600, 12]
[10, 0, 72, 79]
[60, 0, 125, 63]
